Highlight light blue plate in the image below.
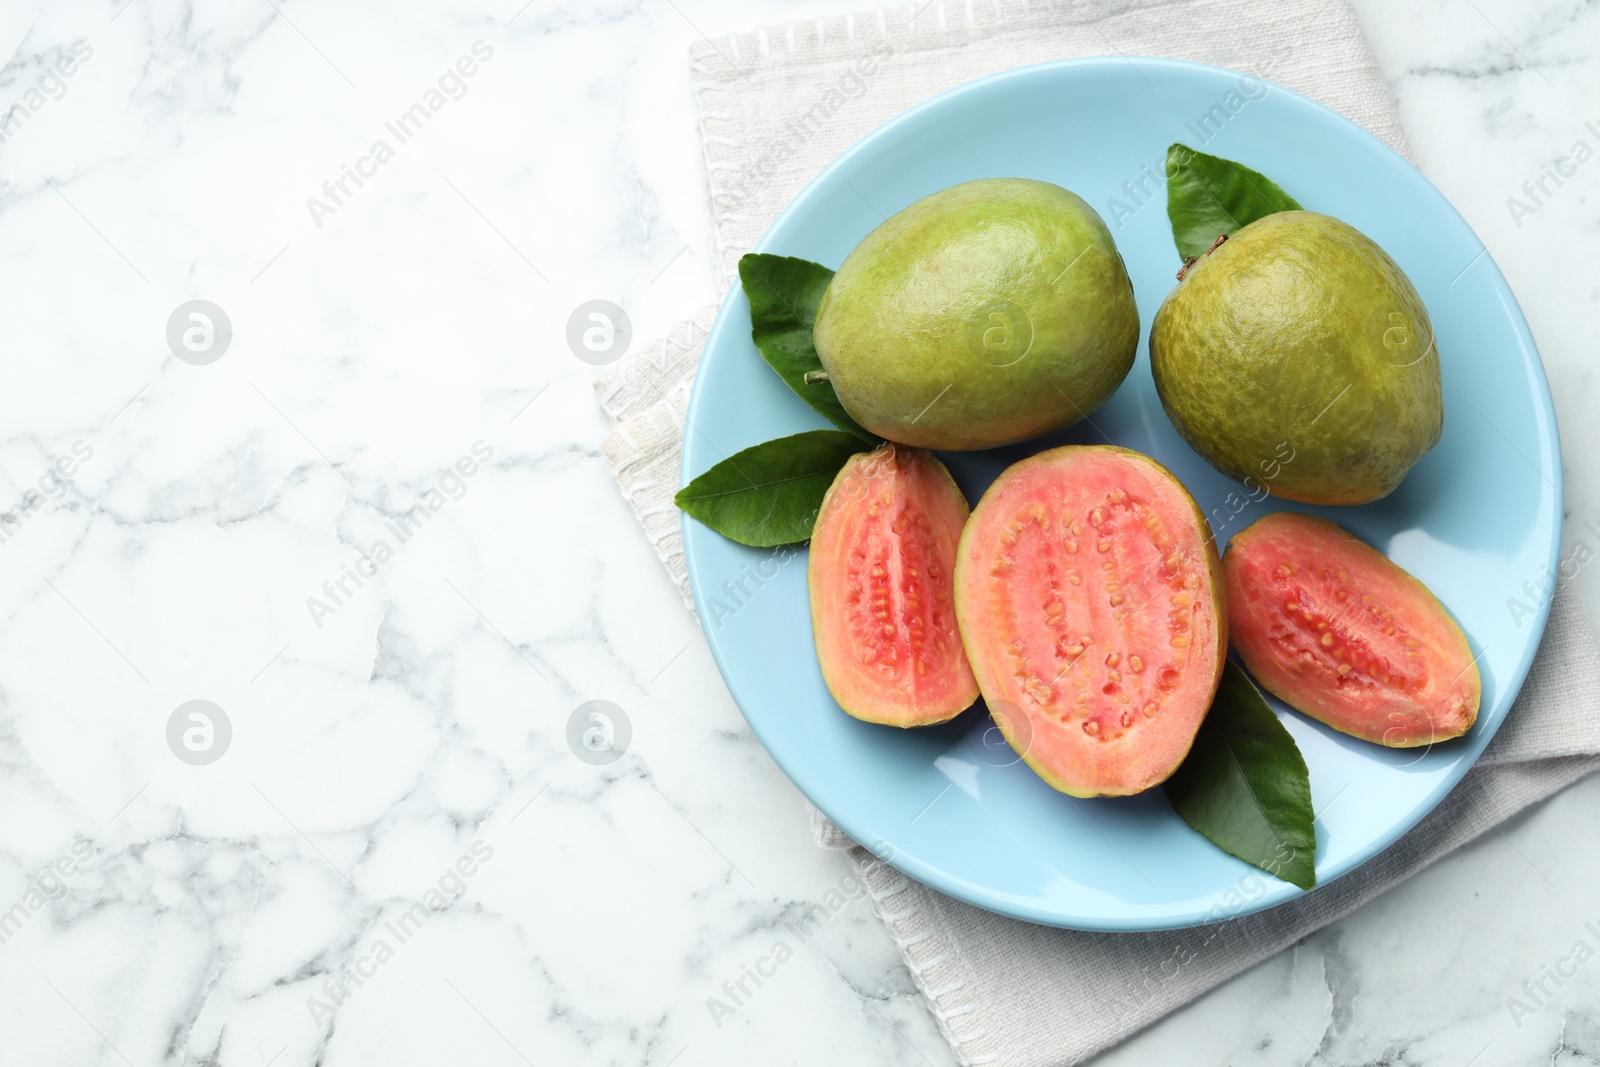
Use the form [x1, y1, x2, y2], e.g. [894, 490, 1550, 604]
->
[680, 58, 1560, 930]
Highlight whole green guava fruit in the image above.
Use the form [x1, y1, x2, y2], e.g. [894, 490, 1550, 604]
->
[811, 178, 1139, 451]
[1149, 210, 1442, 506]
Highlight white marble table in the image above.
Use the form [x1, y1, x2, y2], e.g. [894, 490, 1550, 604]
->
[0, 1, 1596, 1064]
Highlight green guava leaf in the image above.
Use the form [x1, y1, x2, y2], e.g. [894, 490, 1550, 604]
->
[1165, 145, 1303, 261]
[675, 430, 869, 547]
[1164, 662, 1317, 890]
[738, 253, 878, 444]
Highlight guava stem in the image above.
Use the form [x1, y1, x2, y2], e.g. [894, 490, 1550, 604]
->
[803, 370, 831, 385]
[1175, 233, 1230, 281]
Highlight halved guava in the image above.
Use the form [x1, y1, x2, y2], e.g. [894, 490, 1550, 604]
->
[953, 445, 1227, 797]
[1224, 512, 1479, 747]
[808, 444, 979, 727]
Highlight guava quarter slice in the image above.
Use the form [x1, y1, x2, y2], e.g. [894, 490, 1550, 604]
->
[953, 445, 1227, 797]
[1224, 512, 1480, 747]
[808, 444, 979, 727]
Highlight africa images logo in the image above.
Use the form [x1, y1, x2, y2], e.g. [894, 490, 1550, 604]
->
[305, 441, 494, 628]
[305, 42, 495, 228]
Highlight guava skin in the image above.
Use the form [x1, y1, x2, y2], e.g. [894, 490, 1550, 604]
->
[812, 178, 1140, 451]
[1149, 211, 1443, 505]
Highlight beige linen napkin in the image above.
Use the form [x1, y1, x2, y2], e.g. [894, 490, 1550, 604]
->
[594, 3, 1600, 1063]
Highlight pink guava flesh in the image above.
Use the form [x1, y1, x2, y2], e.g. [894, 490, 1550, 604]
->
[954, 445, 1227, 797]
[808, 445, 979, 727]
[1224, 512, 1479, 747]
